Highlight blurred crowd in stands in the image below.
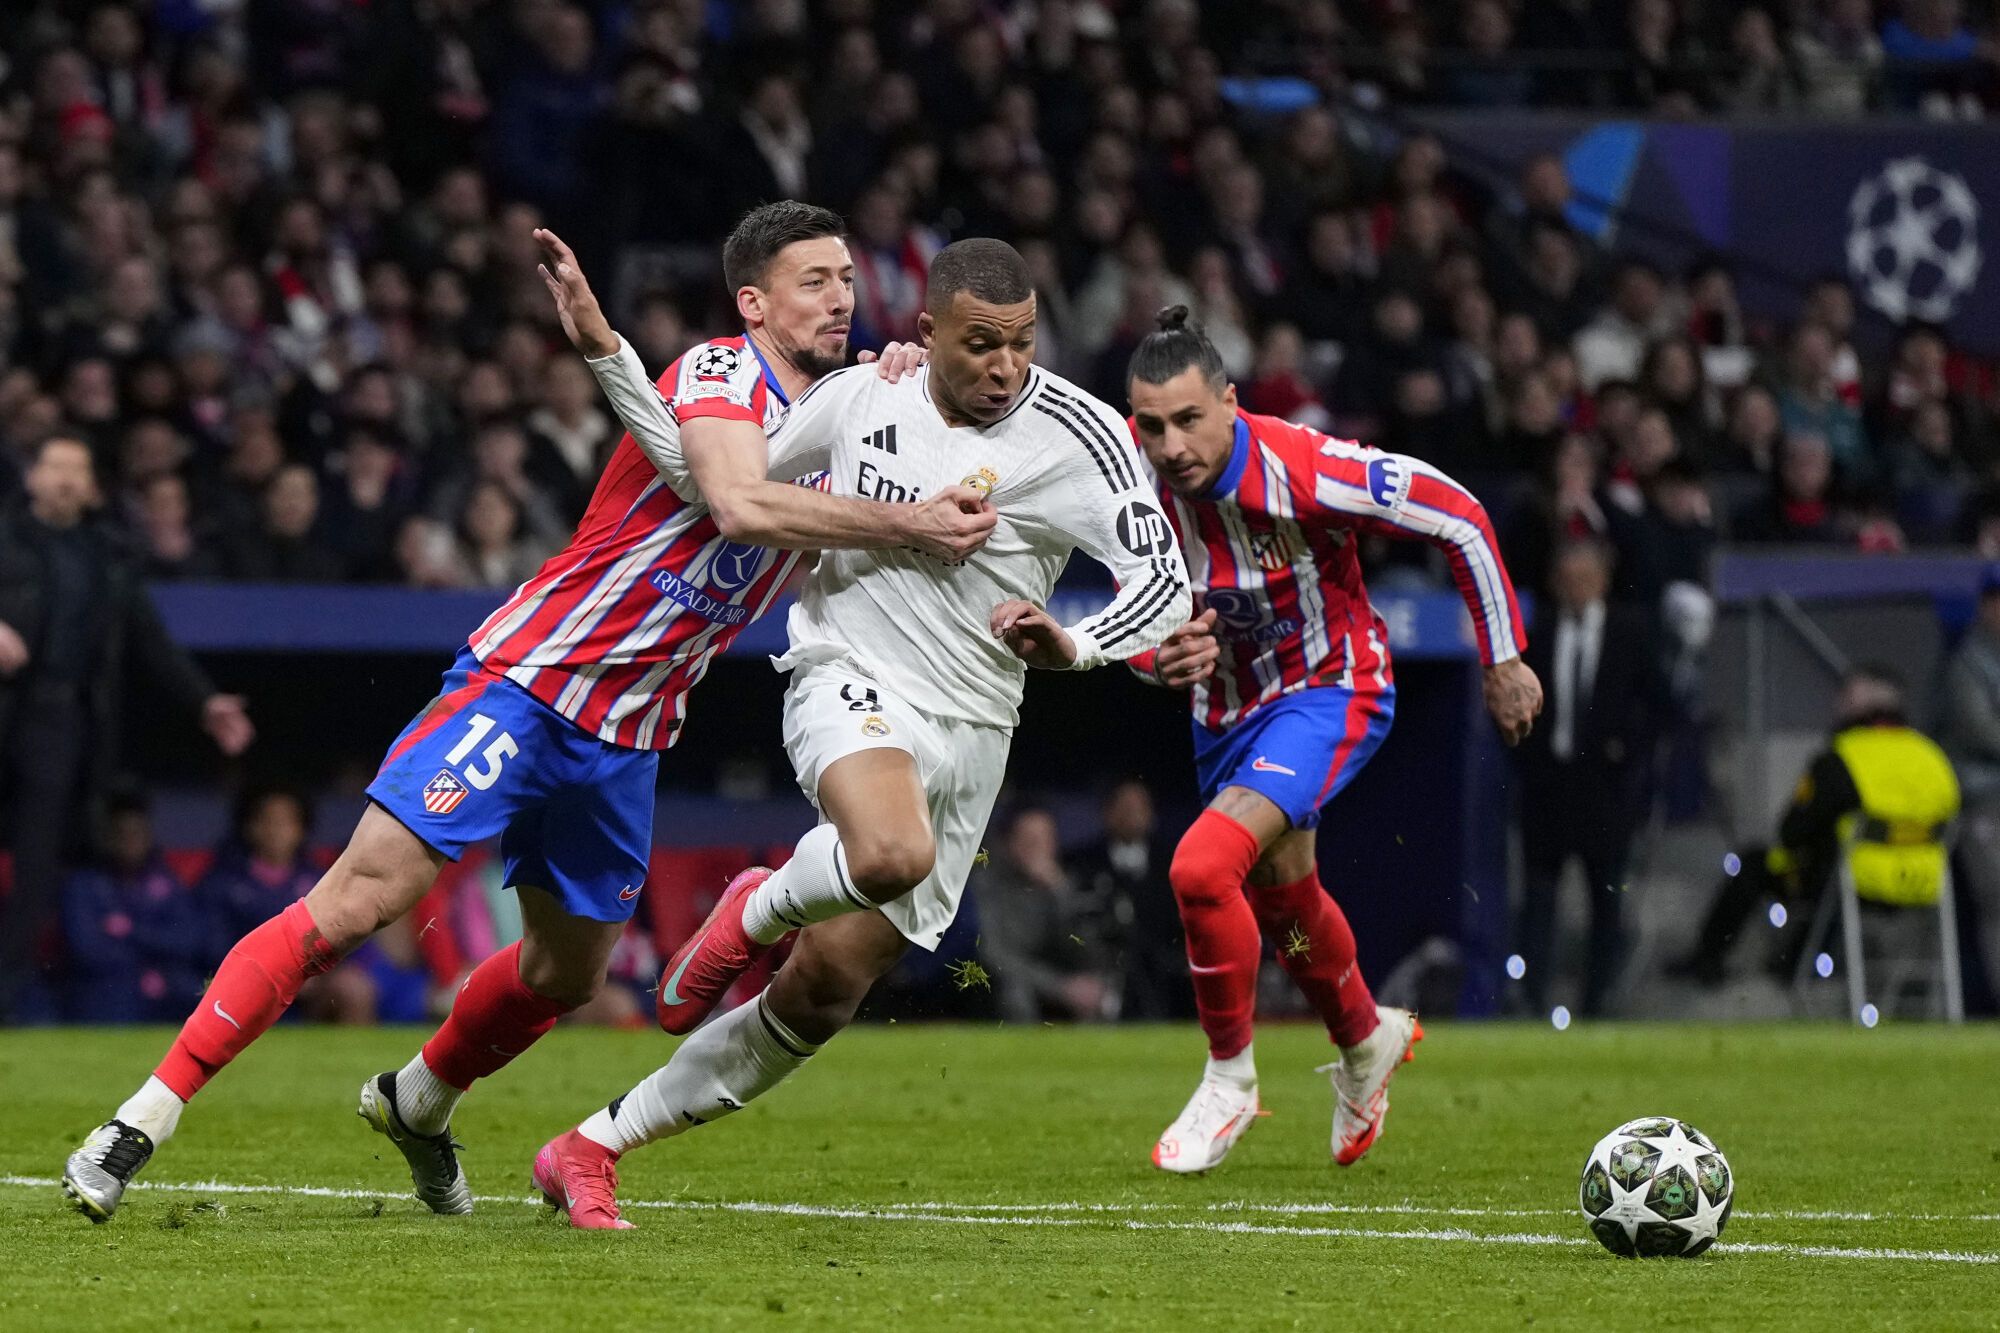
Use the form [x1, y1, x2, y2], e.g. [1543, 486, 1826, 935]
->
[24, 770, 1189, 1027]
[8, 0, 2000, 1020]
[3, 1, 2000, 603]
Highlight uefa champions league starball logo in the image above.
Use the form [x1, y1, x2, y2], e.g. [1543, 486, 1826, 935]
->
[1845, 156, 1981, 323]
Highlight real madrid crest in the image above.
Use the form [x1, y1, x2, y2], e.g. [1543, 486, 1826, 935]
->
[961, 466, 1000, 498]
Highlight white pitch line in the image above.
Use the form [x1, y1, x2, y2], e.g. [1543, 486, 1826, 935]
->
[4, 1175, 1996, 1266]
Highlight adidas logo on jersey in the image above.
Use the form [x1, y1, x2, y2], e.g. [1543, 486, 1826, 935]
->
[863, 424, 898, 455]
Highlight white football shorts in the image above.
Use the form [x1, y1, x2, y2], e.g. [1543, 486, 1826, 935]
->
[781, 657, 1011, 950]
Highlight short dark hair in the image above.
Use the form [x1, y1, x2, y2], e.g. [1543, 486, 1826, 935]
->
[1126, 304, 1226, 392]
[722, 201, 845, 293]
[926, 237, 1033, 311]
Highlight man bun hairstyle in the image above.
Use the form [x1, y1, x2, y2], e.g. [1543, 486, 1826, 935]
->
[723, 200, 846, 293]
[1127, 304, 1226, 391]
[926, 237, 1034, 311]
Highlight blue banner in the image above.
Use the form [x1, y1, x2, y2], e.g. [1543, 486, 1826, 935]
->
[1418, 113, 2000, 352]
[150, 582, 1491, 661]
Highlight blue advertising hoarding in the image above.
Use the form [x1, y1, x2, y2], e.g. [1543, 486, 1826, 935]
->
[1418, 113, 2000, 351]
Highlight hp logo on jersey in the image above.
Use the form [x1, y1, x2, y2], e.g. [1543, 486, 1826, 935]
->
[1117, 499, 1173, 556]
[1366, 456, 1410, 512]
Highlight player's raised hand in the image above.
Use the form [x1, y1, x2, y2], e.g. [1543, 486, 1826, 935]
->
[991, 599, 1077, 669]
[1154, 608, 1220, 687]
[1482, 656, 1543, 746]
[858, 340, 928, 382]
[535, 227, 618, 359]
[904, 484, 997, 562]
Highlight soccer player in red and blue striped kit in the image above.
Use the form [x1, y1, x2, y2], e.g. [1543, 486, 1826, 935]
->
[1123, 307, 1543, 1174]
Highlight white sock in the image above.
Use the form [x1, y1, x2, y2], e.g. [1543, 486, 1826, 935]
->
[576, 989, 820, 1154]
[394, 1053, 463, 1136]
[115, 1076, 185, 1145]
[741, 823, 873, 944]
[1206, 1043, 1257, 1089]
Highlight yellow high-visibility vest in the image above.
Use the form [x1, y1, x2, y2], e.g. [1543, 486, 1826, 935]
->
[1832, 726, 1961, 907]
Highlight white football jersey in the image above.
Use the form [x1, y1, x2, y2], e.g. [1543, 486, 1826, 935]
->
[763, 362, 1192, 728]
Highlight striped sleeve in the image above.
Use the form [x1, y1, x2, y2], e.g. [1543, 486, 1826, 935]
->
[1035, 386, 1192, 669]
[584, 336, 681, 475]
[1309, 441, 1527, 666]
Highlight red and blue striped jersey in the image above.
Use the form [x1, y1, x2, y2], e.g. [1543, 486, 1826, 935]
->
[465, 335, 808, 750]
[1139, 410, 1526, 733]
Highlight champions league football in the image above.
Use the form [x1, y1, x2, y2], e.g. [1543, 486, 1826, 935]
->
[1580, 1118, 1735, 1259]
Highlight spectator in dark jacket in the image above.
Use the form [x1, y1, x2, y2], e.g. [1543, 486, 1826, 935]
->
[62, 789, 207, 1023]
[974, 808, 1116, 1024]
[1070, 778, 1187, 1021]
[0, 437, 252, 1017]
[222, 463, 346, 582]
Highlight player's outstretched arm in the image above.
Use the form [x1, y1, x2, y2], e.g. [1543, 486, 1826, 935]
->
[536, 228, 617, 359]
[685, 418, 996, 560]
[1313, 443, 1529, 659]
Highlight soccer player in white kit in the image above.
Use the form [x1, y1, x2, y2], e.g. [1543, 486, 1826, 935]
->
[529, 239, 1193, 1227]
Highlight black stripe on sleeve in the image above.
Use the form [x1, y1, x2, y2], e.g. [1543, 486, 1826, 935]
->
[1039, 386, 1140, 491]
[1089, 564, 1184, 651]
[1031, 401, 1129, 494]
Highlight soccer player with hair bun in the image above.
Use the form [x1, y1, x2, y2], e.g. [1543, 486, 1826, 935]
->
[1125, 304, 1542, 1174]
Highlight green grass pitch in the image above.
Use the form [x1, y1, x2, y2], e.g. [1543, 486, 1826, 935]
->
[3, 1022, 1997, 1331]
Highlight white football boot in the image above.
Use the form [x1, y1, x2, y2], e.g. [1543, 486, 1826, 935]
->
[1152, 1074, 1261, 1174]
[63, 1120, 154, 1222]
[1322, 1005, 1422, 1166]
[358, 1072, 474, 1215]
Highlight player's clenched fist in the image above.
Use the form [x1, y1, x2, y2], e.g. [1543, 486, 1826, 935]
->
[903, 484, 997, 562]
[1153, 608, 1220, 687]
[1483, 656, 1543, 746]
[990, 599, 1076, 669]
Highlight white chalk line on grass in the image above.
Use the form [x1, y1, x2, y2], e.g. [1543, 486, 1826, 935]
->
[869, 1199, 2000, 1225]
[3, 1175, 1996, 1266]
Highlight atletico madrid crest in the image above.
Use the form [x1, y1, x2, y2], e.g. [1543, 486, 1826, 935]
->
[1251, 530, 1294, 572]
[423, 769, 468, 814]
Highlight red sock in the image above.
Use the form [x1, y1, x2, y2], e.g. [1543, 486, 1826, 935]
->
[155, 900, 340, 1100]
[1249, 868, 1379, 1049]
[420, 941, 571, 1090]
[1170, 810, 1265, 1060]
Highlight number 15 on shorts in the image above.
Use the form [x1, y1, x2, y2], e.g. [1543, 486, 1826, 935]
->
[446, 713, 519, 790]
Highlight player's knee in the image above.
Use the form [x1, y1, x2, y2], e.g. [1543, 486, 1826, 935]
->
[842, 831, 935, 903]
[1170, 840, 1235, 911]
[302, 871, 394, 953]
[516, 950, 602, 1011]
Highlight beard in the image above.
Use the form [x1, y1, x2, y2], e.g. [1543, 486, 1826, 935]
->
[785, 340, 848, 379]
